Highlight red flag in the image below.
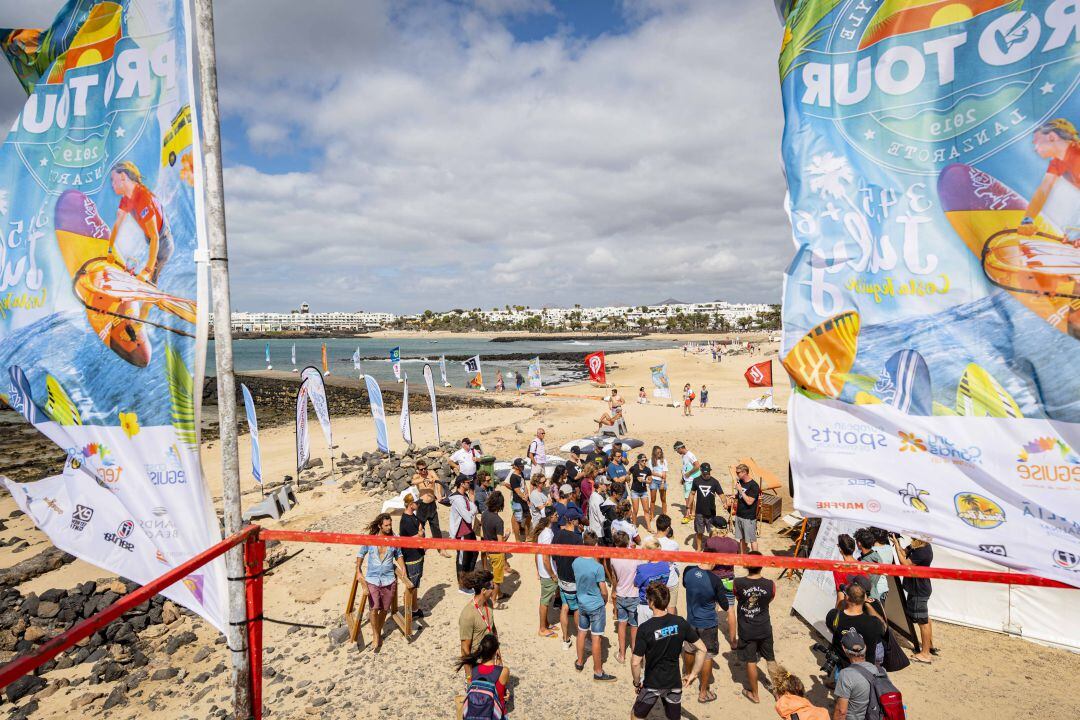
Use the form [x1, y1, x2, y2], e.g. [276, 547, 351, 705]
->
[585, 351, 606, 384]
[744, 360, 773, 388]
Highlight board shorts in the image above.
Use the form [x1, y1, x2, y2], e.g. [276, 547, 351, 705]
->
[489, 552, 506, 584]
[540, 577, 559, 606]
[404, 557, 424, 589]
[721, 578, 735, 608]
[694, 514, 715, 536]
[632, 687, 682, 720]
[737, 635, 775, 663]
[577, 605, 606, 634]
[559, 590, 579, 613]
[906, 594, 930, 624]
[616, 596, 639, 626]
[512, 505, 525, 523]
[734, 516, 757, 542]
[367, 581, 396, 611]
[684, 626, 719, 657]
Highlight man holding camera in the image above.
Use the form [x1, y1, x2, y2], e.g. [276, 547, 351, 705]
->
[730, 463, 760, 553]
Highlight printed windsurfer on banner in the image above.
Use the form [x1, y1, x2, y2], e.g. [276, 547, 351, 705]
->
[1019, 119, 1080, 246]
[108, 161, 173, 324]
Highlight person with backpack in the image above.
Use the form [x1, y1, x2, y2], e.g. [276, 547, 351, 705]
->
[457, 633, 510, 720]
[833, 628, 905, 720]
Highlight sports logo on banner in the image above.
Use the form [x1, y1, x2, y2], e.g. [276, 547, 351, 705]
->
[528, 357, 542, 389]
[650, 363, 670, 399]
[400, 371, 413, 447]
[779, 1, 1080, 587]
[0, 0, 226, 630]
[390, 347, 401, 382]
[744, 361, 773, 388]
[585, 351, 606, 384]
[240, 384, 262, 485]
[365, 376, 389, 453]
[423, 364, 440, 444]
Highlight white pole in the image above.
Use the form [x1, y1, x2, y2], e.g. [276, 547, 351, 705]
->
[192, 0, 251, 717]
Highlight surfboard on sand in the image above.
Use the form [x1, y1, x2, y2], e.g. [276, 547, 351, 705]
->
[955, 363, 1021, 418]
[782, 311, 860, 399]
[54, 190, 195, 367]
[938, 163, 1079, 337]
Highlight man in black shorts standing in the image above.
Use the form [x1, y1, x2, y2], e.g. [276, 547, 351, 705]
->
[734, 551, 779, 704]
[631, 583, 707, 720]
[398, 493, 426, 619]
[685, 462, 722, 550]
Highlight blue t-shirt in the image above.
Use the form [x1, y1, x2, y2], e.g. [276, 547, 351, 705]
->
[635, 561, 672, 605]
[572, 557, 607, 612]
[606, 463, 628, 481]
[683, 566, 728, 628]
[356, 545, 401, 586]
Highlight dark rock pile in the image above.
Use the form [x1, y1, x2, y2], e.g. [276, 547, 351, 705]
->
[335, 442, 458, 495]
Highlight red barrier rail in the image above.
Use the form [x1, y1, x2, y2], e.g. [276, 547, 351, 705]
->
[0, 525, 258, 691]
[259, 529, 1077, 589]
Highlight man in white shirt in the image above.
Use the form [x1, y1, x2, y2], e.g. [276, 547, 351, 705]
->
[448, 476, 479, 593]
[588, 477, 610, 538]
[673, 440, 700, 524]
[535, 506, 559, 638]
[528, 428, 547, 469]
[449, 437, 479, 479]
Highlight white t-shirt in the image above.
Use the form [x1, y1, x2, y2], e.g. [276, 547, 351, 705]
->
[588, 492, 606, 537]
[450, 448, 478, 476]
[528, 438, 546, 466]
[612, 519, 638, 542]
[449, 493, 476, 538]
[680, 451, 699, 482]
[650, 459, 668, 477]
[528, 488, 548, 524]
[658, 535, 680, 586]
[536, 526, 554, 579]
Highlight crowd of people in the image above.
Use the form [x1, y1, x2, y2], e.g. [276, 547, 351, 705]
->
[351, 428, 928, 719]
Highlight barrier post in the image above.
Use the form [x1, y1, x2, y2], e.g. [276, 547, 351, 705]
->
[244, 534, 265, 720]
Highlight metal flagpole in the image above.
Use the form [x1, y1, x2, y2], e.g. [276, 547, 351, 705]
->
[192, 0, 252, 717]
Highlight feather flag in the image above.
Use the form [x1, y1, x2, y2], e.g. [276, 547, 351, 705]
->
[528, 357, 542, 389]
[296, 380, 310, 475]
[291, 343, 297, 369]
[321, 343, 329, 376]
[352, 346, 363, 377]
[265, 342, 272, 370]
[300, 366, 333, 455]
[400, 371, 413, 446]
[585, 351, 606, 384]
[462, 355, 484, 390]
[365, 376, 390, 453]
[439, 355, 450, 387]
[424, 364, 440, 444]
[391, 346, 402, 383]
[650, 363, 671, 399]
[240, 383, 262, 485]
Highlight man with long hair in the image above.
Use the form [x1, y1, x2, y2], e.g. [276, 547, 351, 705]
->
[356, 513, 405, 653]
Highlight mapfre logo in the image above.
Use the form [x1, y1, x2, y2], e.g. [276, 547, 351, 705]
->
[1016, 437, 1080, 485]
[816, 500, 880, 512]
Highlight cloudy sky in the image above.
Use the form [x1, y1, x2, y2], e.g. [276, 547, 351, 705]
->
[0, 0, 789, 314]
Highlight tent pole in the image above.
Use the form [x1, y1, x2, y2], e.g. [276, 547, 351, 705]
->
[192, 0, 252, 717]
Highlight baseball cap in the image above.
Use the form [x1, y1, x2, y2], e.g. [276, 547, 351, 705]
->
[560, 483, 573, 495]
[673, 441, 685, 450]
[512, 458, 525, 469]
[562, 507, 584, 523]
[612, 440, 623, 447]
[848, 574, 872, 595]
[544, 505, 557, 518]
[841, 628, 866, 656]
[700, 462, 712, 473]
[461, 437, 472, 445]
[636, 453, 647, 461]
[570, 445, 581, 455]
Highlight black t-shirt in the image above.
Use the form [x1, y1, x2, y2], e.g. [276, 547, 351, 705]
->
[564, 461, 581, 482]
[633, 614, 700, 690]
[508, 472, 526, 508]
[736, 479, 760, 519]
[734, 576, 775, 640]
[903, 544, 934, 598]
[481, 511, 504, 542]
[399, 513, 424, 562]
[826, 607, 885, 662]
[585, 450, 607, 469]
[552, 527, 583, 584]
[692, 477, 723, 517]
[629, 464, 651, 494]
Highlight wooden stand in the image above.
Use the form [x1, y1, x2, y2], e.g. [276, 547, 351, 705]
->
[345, 565, 415, 648]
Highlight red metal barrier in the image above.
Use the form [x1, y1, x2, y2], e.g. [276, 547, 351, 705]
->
[0, 524, 258, 690]
[243, 536, 265, 719]
[259, 529, 1076, 589]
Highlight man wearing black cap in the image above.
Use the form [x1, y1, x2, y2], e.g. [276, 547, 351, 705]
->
[685, 462, 722, 551]
[553, 507, 585, 648]
[834, 628, 886, 720]
[507, 458, 531, 542]
[450, 437, 480, 480]
[564, 446, 583, 482]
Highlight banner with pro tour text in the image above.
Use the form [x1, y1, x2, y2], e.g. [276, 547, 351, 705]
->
[0, 0, 227, 629]
[780, 1, 1080, 586]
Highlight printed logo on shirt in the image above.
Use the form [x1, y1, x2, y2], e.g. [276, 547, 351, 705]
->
[653, 624, 680, 640]
[698, 486, 713, 497]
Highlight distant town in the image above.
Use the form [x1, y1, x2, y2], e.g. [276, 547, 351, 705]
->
[212, 300, 780, 334]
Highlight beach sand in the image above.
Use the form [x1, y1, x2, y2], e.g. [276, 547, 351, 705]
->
[2, 343, 1078, 718]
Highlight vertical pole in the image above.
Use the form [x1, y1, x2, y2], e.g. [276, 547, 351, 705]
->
[244, 535, 265, 720]
[192, 0, 251, 717]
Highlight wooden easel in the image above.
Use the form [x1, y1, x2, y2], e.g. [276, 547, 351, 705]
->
[345, 563, 415, 648]
[779, 518, 809, 580]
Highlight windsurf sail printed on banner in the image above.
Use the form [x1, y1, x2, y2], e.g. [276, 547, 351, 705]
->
[779, 0, 1080, 587]
[0, 0, 227, 630]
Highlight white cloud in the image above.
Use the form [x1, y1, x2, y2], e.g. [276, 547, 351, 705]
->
[0, 0, 790, 314]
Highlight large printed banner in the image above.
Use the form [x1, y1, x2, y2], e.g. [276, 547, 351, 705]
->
[780, 1, 1080, 587]
[0, 1, 226, 628]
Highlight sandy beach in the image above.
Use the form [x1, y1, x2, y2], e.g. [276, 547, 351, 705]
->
[2, 342, 1078, 719]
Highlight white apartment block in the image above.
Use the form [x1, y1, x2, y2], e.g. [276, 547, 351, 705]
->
[424, 301, 770, 328]
[211, 310, 396, 332]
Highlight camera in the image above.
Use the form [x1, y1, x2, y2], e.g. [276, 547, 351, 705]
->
[812, 642, 843, 676]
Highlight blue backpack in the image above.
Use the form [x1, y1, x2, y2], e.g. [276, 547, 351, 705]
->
[463, 668, 506, 720]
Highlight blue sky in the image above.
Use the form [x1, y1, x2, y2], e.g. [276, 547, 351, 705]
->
[0, 0, 787, 314]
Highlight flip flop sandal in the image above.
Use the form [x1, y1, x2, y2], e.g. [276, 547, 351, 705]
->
[537, 629, 557, 638]
[911, 656, 933, 664]
[698, 692, 717, 703]
[742, 689, 759, 704]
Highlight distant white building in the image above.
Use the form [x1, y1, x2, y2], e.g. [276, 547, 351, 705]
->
[211, 309, 396, 332]
[419, 301, 770, 329]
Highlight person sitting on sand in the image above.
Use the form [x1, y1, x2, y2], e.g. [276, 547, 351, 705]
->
[594, 388, 625, 431]
[457, 633, 510, 718]
[356, 513, 406, 653]
[638, 386, 648, 404]
[773, 671, 828, 720]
